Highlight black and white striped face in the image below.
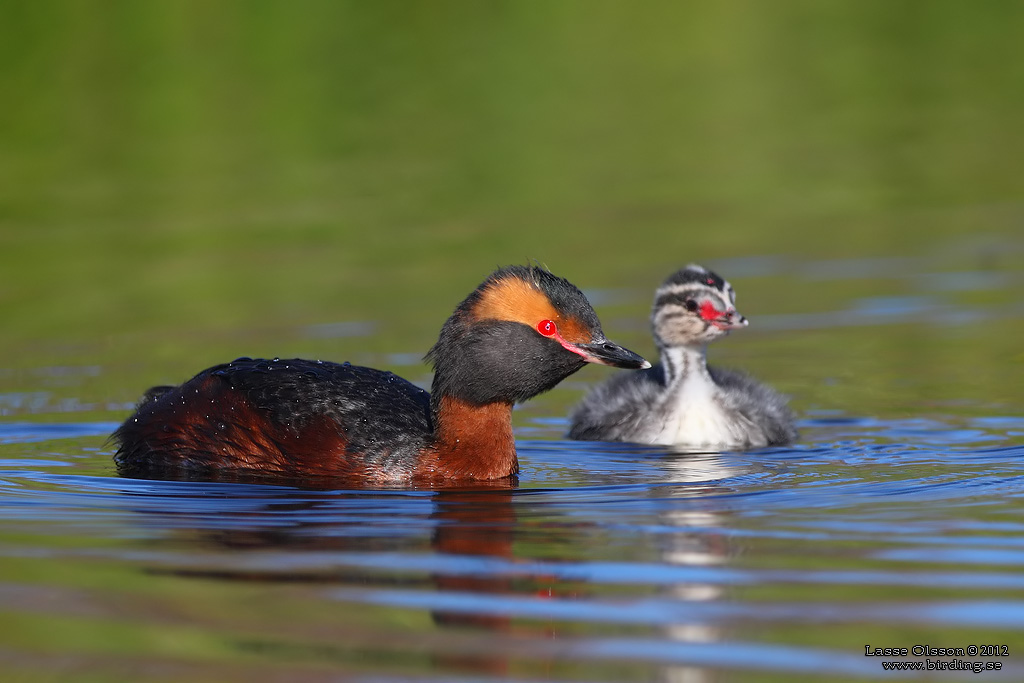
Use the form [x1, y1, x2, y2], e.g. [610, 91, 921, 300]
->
[651, 264, 748, 347]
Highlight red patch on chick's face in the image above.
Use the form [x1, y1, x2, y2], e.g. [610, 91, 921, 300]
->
[699, 301, 723, 322]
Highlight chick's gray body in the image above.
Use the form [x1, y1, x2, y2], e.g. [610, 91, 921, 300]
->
[569, 265, 796, 449]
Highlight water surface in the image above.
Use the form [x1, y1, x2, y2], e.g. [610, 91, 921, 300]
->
[3, 248, 1023, 681]
[3, 3, 1024, 681]
[1, 411, 1022, 682]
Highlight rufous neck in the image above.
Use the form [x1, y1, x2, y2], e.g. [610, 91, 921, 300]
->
[415, 395, 518, 481]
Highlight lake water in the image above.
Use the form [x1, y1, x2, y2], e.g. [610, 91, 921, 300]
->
[4, 3, 1024, 680]
[3, 245, 1023, 682]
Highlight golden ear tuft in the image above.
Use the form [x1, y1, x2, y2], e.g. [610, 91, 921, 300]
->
[470, 276, 591, 343]
[472, 277, 556, 326]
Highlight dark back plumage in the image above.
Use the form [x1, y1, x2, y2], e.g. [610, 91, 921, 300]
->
[114, 358, 433, 480]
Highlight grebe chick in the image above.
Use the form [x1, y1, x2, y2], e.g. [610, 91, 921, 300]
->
[114, 265, 649, 484]
[568, 264, 796, 449]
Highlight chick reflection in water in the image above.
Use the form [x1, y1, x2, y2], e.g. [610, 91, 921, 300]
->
[652, 451, 750, 683]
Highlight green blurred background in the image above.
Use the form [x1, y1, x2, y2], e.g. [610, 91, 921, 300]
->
[1, 0, 1022, 422]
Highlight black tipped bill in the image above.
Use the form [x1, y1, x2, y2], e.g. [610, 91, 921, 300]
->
[571, 339, 651, 370]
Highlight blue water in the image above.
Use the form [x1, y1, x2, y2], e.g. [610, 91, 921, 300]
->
[1, 247, 1022, 680]
[1, 412, 1022, 681]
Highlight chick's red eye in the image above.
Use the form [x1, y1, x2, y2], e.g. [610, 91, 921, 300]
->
[537, 319, 557, 337]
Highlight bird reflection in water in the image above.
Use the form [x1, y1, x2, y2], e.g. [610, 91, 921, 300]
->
[652, 449, 752, 683]
[127, 472, 549, 678]
[123, 447, 750, 680]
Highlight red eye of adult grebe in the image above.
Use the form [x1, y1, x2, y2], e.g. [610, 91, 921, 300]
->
[537, 319, 557, 337]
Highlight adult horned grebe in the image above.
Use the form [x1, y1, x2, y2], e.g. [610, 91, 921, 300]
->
[114, 265, 649, 484]
[568, 264, 796, 449]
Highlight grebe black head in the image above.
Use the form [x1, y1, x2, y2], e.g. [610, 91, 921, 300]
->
[427, 265, 648, 408]
[114, 264, 648, 484]
[568, 264, 796, 449]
